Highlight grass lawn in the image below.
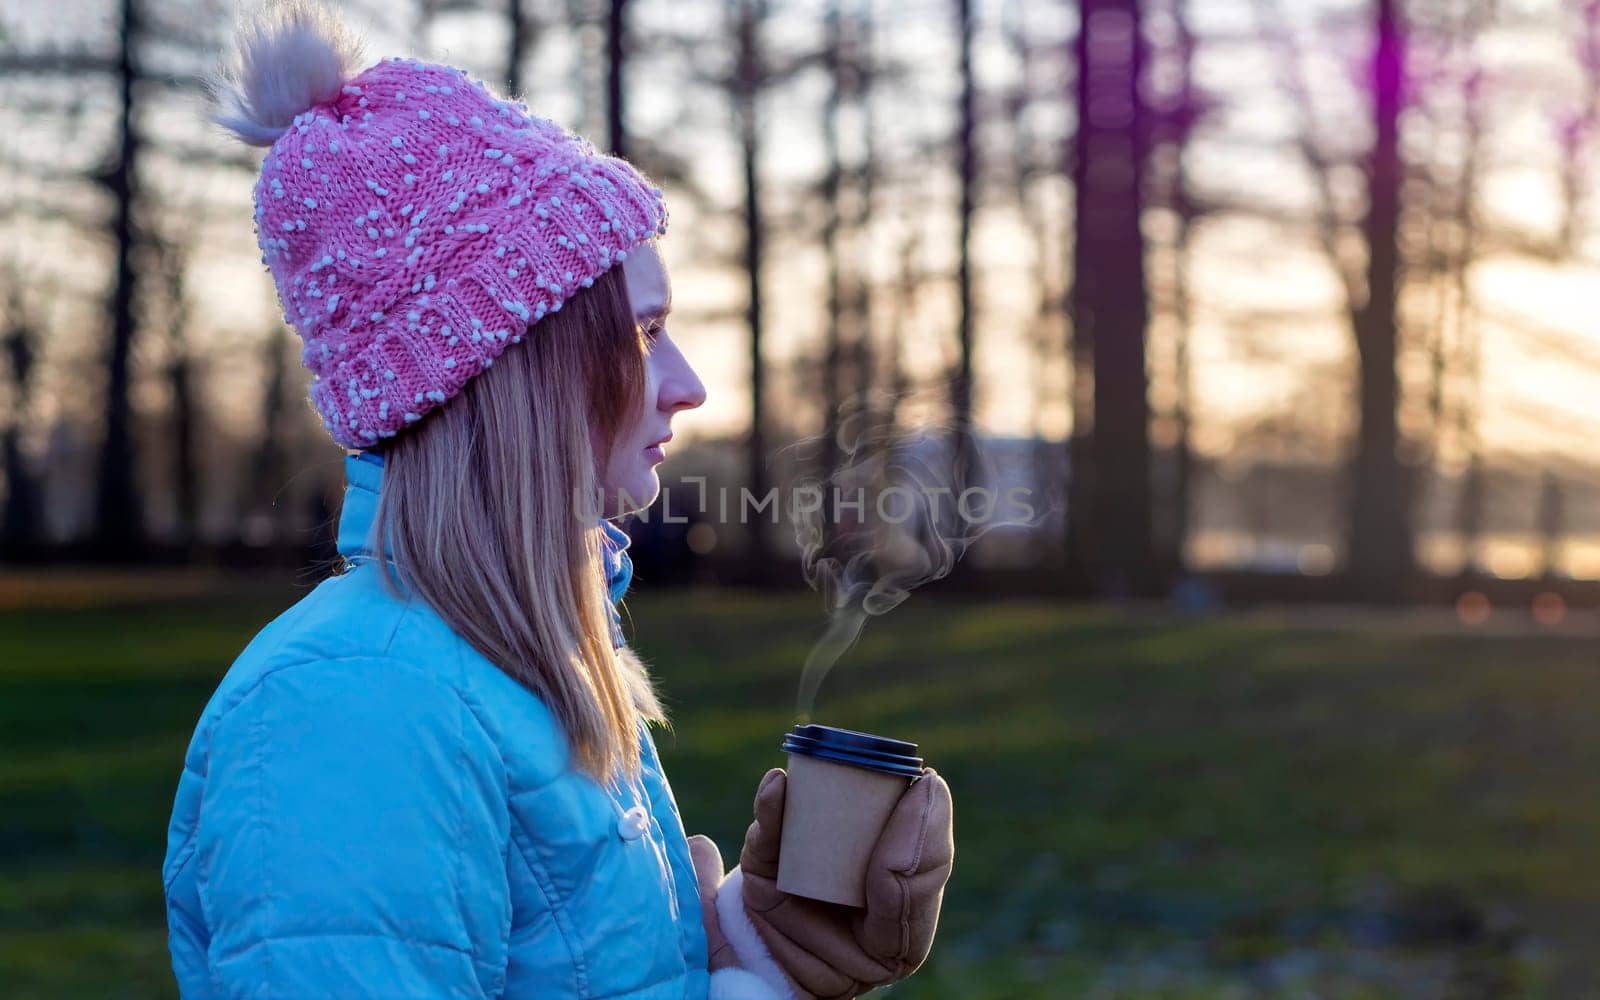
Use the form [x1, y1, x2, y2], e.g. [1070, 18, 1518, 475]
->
[3, 574, 1598, 997]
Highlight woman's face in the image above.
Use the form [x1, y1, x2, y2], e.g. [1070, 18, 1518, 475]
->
[597, 241, 706, 517]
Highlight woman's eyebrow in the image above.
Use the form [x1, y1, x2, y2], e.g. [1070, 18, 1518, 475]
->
[637, 288, 672, 323]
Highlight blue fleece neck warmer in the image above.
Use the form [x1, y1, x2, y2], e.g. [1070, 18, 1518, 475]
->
[599, 519, 633, 648]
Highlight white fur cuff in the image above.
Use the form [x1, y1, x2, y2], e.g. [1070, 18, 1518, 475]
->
[715, 866, 799, 1000]
[709, 966, 792, 1000]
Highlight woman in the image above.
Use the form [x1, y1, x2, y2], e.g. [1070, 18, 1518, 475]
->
[161, 5, 954, 999]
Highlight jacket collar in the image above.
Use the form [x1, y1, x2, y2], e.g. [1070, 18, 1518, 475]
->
[336, 450, 389, 562]
[335, 451, 633, 647]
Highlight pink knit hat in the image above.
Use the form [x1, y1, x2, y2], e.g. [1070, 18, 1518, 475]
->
[211, 6, 669, 449]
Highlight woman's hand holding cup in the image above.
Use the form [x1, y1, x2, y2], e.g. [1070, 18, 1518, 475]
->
[736, 765, 954, 1000]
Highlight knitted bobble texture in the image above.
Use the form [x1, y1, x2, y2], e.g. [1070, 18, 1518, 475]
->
[229, 27, 669, 448]
[210, 1, 364, 148]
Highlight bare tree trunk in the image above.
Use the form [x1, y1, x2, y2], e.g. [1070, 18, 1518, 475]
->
[414, 0, 438, 54]
[162, 260, 199, 550]
[1452, 65, 1487, 523]
[606, 0, 630, 158]
[1064, 276, 1095, 590]
[249, 324, 292, 546]
[1001, 0, 1066, 551]
[1558, 0, 1600, 251]
[1073, 0, 1156, 597]
[1, 306, 40, 559]
[733, 0, 773, 567]
[1450, 67, 1487, 582]
[818, 0, 847, 533]
[93, 0, 146, 559]
[1147, 0, 1199, 579]
[1172, 0, 1198, 580]
[952, 0, 976, 446]
[0, 428, 39, 558]
[1454, 452, 1484, 575]
[885, 220, 918, 431]
[507, 0, 529, 98]
[850, 0, 878, 427]
[1168, 203, 1195, 580]
[1062, 26, 1094, 593]
[1536, 469, 1565, 579]
[168, 345, 198, 548]
[1414, 6, 1487, 578]
[1346, 0, 1414, 602]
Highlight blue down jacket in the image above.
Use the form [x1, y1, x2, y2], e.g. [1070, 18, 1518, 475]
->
[161, 450, 785, 999]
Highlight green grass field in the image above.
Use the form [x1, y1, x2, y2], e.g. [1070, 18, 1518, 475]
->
[3, 575, 1599, 998]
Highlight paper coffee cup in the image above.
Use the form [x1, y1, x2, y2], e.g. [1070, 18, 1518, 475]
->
[776, 724, 924, 908]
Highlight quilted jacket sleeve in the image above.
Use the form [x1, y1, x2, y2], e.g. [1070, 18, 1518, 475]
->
[196, 656, 512, 999]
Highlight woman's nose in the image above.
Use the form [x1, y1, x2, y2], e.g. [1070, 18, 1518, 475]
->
[661, 345, 707, 412]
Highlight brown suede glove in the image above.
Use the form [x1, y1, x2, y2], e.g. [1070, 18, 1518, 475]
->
[736, 766, 954, 1000]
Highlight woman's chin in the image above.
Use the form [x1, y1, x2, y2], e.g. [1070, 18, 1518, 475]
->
[606, 472, 660, 517]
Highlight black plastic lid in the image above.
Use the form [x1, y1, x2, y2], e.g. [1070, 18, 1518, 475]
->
[781, 724, 924, 779]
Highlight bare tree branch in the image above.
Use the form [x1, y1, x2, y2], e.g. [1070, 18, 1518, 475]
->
[1249, 0, 1364, 314]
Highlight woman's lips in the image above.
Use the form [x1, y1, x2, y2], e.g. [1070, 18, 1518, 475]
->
[644, 431, 671, 463]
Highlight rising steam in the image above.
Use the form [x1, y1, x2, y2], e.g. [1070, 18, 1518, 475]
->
[782, 391, 1058, 721]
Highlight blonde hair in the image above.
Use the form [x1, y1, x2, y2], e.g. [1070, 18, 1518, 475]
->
[365, 258, 667, 786]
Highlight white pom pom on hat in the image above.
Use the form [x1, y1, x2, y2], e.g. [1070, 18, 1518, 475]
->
[207, 1, 365, 148]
